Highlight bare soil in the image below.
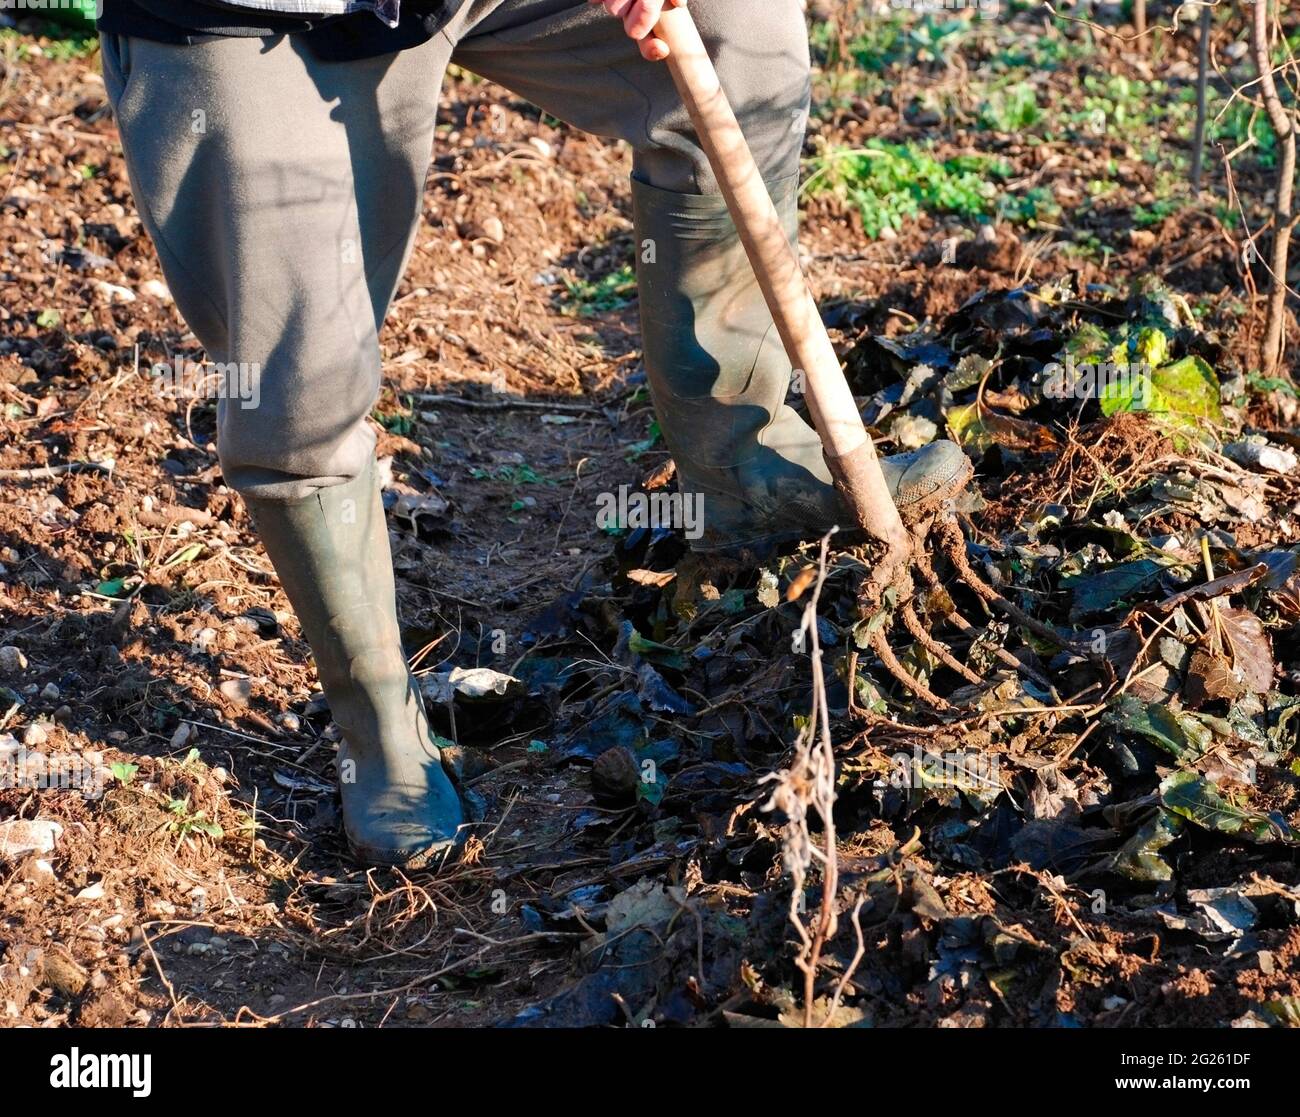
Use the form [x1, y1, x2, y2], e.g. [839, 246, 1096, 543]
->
[0, 10, 1296, 1029]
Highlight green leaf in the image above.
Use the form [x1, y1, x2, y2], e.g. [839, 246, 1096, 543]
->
[1133, 326, 1170, 369]
[161, 542, 203, 569]
[36, 309, 62, 329]
[110, 761, 139, 785]
[1159, 770, 1295, 843]
[719, 588, 747, 615]
[636, 772, 666, 807]
[1099, 354, 1222, 425]
[1111, 810, 1182, 881]
[1264, 997, 1300, 1027]
[95, 577, 128, 597]
[1105, 694, 1212, 760]
[627, 629, 686, 671]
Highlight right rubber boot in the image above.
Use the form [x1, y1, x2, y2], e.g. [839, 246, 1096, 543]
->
[633, 175, 970, 554]
[245, 461, 464, 866]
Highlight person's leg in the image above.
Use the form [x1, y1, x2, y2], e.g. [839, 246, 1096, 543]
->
[450, 0, 966, 552]
[100, 31, 464, 864]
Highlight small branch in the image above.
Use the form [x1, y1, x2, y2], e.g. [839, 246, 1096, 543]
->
[1248, 0, 1297, 377]
[1192, 2, 1213, 188]
[411, 393, 601, 414]
[0, 460, 115, 480]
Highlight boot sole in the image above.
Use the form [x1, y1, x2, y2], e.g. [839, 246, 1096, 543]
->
[347, 831, 463, 869]
[689, 458, 976, 557]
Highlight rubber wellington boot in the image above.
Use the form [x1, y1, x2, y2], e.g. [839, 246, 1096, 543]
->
[245, 462, 463, 866]
[632, 176, 968, 553]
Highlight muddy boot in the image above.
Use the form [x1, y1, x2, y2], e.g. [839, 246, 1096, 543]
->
[633, 176, 968, 553]
[245, 462, 463, 866]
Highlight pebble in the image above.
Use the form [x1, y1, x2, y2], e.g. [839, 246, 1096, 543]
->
[22, 723, 47, 747]
[219, 678, 252, 705]
[0, 819, 62, 861]
[591, 746, 640, 803]
[76, 881, 106, 902]
[24, 859, 55, 884]
[140, 279, 172, 301]
[0, 646, 28, 674]
[94, 279, 136, 304]
[40, 682, 60, 701]
[279, 711, 301, 733]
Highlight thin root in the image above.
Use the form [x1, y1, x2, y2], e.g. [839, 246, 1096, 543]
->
[900, 601, 985, 686]
[935, 514, 1075, 652]
[912, 548, 1056, 691]
[869, 628, 951, 710]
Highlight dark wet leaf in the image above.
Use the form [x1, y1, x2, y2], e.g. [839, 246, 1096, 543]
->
[1062, 558, 1170, 620]
[636, 661, 696, 715]
[1146, 564, 1269, 615]
[562, 691, 646, 761]
[1009, 818, 1108, 873]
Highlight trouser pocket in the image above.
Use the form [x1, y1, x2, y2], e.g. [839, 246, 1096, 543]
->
[98, 33, 134, 106]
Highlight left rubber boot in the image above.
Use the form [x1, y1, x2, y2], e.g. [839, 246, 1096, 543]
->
[632, 176, 968, 553]
[245, 461, 464, 867]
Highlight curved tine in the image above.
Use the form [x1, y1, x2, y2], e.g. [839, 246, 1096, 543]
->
[935, 515, 1074, 652]
[901, 601, 985, 686]
[869, 627, 951, 711]
[913, 546, 1057, 692]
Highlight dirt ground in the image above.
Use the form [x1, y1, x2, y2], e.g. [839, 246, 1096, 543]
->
[1, 5, 1298, 1028]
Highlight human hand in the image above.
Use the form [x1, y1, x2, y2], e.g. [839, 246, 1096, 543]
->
[587, 0, 689, 61]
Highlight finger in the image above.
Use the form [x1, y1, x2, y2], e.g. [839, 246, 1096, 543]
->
[639, 36, 671, 61]
[605, 0, 637, 19]
[623, 0, 663, 40]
